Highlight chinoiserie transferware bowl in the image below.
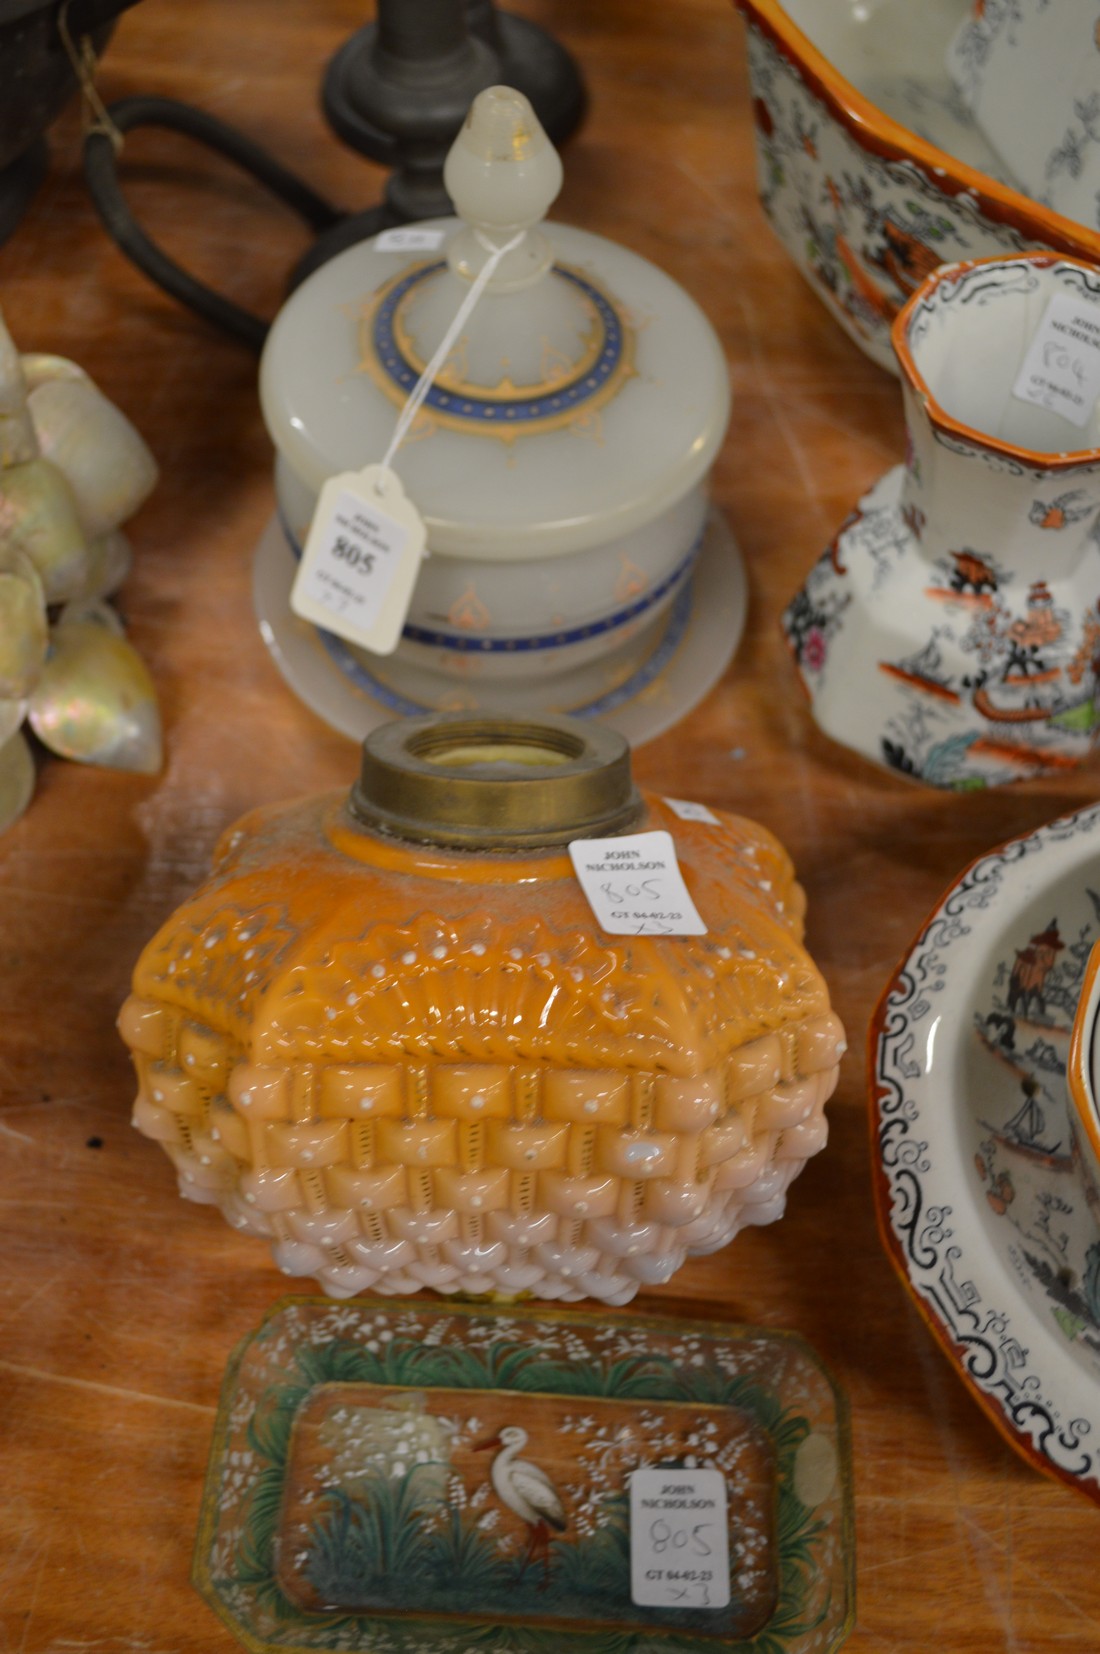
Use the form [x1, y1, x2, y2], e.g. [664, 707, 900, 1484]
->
[1068, 939, 1100, 1226]
[119, 711, 844, 1306]
[871, 802, 1100, 1505]
[947, 0, 1100, 227]
[258, 86, 743, 732]
[784, 252, 1100, 789]
[735, 0, 1100, 371]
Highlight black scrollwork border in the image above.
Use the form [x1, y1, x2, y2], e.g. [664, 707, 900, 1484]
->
[869, 804, 1100, 1498]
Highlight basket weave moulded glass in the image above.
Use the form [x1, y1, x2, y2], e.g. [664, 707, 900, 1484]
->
[119, 714, 845, 1303]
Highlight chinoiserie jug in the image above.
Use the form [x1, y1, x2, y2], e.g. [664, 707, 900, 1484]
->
[786, 254, 1100, 788]
[119, 714, 844, 1303]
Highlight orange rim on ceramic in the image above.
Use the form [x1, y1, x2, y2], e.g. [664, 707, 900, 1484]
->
[892, 252, 1100, 470]
[867, 852, 1100, 1506]
[1068, 939, 1100, 1168]
[734, 0, 1100, 254]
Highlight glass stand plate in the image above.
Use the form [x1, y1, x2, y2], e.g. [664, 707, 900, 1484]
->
[194, 1298, 854, 1654]
[872, 803, 1100, 1502]
[252, 510, 747, 748]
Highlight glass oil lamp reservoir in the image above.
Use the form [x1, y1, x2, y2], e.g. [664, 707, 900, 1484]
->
[119, 715, 844, 1302]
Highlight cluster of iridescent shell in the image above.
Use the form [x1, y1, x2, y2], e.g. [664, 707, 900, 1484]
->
[0, 308, 161, 832]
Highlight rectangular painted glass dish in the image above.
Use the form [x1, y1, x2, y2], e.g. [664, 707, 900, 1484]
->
[195, 1298, 854, 1654]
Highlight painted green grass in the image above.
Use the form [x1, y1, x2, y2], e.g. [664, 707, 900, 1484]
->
[221, 1333, 840, 1652]
[304, 1478, 744, 1634]
[1051, 698, 1100, 733]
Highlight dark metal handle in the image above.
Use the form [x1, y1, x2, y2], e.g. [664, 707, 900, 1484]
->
[83, 95, 345, 351]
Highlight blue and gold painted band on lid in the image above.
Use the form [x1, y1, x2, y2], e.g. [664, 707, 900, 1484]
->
[358, 261, 636, 438]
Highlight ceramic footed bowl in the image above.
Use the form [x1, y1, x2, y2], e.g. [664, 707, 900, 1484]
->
[785, 253, 1100, 789]
[736, 0, 1100, 371]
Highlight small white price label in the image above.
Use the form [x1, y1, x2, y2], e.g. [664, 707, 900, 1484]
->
[664, 796, 720, 825]
[1011, 292, 1100, 427]
[290, 464, 427, 656]
[374, 226, 446, 252]
[568, 830, 707, 936]
[629, 1468, 730, 1610]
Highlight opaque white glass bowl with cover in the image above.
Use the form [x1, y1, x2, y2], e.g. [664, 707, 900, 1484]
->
[258, 86, 733, 718]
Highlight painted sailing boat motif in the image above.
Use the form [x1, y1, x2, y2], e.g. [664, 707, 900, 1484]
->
[879, 632, 958, 702]
[1002, 1079, 1051, 1151]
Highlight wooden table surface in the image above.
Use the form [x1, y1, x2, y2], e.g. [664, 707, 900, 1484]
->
[2, 2, 1098, 1649]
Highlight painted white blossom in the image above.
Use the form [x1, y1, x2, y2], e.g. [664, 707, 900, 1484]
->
[322, 1306, 360, 1335]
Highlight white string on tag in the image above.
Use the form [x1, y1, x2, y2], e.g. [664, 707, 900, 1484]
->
[378, 229, 526, 476]
[292, 229, 525, 655]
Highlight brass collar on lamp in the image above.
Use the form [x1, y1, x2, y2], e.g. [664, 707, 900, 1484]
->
[349, 712, 641, 850]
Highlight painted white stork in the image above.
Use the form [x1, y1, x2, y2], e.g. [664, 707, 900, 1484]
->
[476, 1425, 567, 1584]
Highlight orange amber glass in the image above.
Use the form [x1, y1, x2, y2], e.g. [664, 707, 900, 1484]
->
[119, 716, 844, 1302]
